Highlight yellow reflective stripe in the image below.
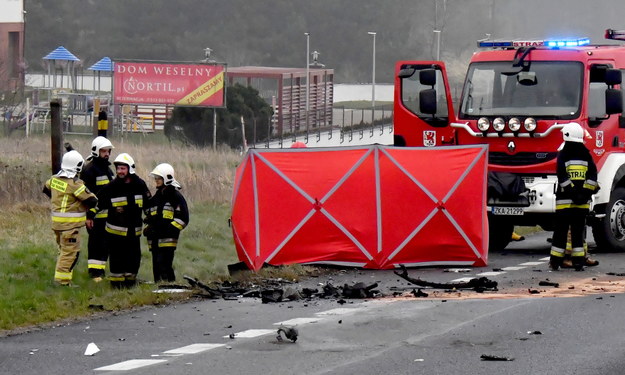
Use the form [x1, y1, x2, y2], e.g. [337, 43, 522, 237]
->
[106, 223, 128, 236]
[158, 238, 178, 247]
[583, 183, 595, 190]
[109, 276, 125, 281]
[550, 249, 565, 257]
[88, 264, 106, 270]
[111, 197, 127, 207]
[74, 185, 86, 196]
[134, 195, 144, 208]
[171, 221, 184, 230]
[61, 194, 69, 213]
[55, 271, 73, 280]
[52, 216, 86, 223]
[96, 179, 109, 186]
[95, 211, 108, 219]
[112, 201, 127, 207]
[163, 210, 174, 219]
[50, 178, 68, 192]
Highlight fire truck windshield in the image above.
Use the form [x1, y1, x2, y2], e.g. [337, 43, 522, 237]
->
[459, 61, 583, 119]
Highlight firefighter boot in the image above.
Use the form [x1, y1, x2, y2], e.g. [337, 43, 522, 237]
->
[572, 256, 585, 271]
[549, 256, 563, 271]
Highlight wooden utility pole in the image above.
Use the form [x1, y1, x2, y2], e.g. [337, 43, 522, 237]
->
[50, 99, 63, 174]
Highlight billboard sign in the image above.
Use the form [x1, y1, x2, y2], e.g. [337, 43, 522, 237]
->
[0, 0, 24, 23]
[113, 61, 226, 107]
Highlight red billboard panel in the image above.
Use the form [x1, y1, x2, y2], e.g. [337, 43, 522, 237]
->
[113, 62, 226, 107]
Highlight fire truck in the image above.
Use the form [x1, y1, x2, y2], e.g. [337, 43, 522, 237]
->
[394, 30, 625, 252]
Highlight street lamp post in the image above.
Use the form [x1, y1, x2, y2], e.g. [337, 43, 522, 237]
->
[368, 31, 376, 126]
[433, 30, 441, 60]
[305, 32, 310, 139]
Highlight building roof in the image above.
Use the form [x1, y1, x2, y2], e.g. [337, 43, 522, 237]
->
[88, 57, 113, 71]
[43, 46, 80, 61]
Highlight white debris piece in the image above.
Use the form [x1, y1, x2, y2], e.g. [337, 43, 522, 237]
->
[84, 342, 100, 356]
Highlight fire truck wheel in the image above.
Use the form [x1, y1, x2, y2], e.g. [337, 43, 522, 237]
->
[592, 187, 625, 252]
[488, 215, 513, 252]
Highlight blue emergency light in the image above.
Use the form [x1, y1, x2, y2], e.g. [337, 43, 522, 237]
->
[545, 38, 590, 47]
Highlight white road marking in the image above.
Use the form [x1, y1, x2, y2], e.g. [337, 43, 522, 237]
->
[315, 307, 364, 316]
[274, 317, 320, 325]
[163, 343, 225, 354]
[539, 257, 550, 261]
[444, 268, 472, 273]
[94, 359, 167, 371]
[223, 329, 274, 339]
[501, 266, 526, 271]
[519, 261, 546, 266]
[476, 271, 506, 276]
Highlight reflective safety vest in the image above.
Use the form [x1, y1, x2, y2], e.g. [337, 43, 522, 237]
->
[45, 176, 97, 231]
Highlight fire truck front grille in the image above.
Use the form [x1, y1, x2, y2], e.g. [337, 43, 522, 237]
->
[489, 152, 557, 166]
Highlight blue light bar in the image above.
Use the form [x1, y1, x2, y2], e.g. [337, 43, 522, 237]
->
[478, 40, 514, 48]
[478, 37, 590, 49]
[545, 38, 590, 47]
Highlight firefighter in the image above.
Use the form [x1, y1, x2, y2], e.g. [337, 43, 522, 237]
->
[550, 122, 598, 271]
[144, 163, 189, 283]
[43, 150, 98, 286]
[80, 136, 114, 281]
[97, 153, 151, 288]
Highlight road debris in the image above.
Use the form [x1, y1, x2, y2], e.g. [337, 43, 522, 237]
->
[394, 265, 498, 292]
[538, 280, 559, 287]
[480, 354, 514, 361]
[84, 343, 100, 356]
[276, 326, 298, 342]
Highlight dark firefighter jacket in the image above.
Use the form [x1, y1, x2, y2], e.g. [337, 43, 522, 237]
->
[80, 157, 114, 220]
[144, 185, 189, 245]
[94, 174, 151, 237]
[555, 142, 598, 210]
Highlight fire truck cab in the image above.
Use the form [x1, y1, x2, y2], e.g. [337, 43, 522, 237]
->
[394, 30, 625, 252]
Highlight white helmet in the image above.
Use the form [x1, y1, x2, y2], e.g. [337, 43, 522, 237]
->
[561, 122, 585, 143]
[113, 153, 136, 174]
[89, 136, 114, 160]
[58, 150, 84, 178]
[150, 163, 181, 189]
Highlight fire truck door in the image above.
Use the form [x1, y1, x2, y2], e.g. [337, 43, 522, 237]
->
[394, 62, 456, 147]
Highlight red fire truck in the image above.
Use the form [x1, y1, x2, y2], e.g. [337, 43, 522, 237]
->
[394, 30, 625, 252]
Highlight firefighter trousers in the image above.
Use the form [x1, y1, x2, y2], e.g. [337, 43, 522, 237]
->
[87, 220, 108, 278]
[107, 233, 141, 288]
[551, 207, 587, 268]
[53, 228, 81, 285]
[148, 239, 176, 283]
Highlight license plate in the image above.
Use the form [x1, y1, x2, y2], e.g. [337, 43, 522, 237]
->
[491, 207, 524, 215]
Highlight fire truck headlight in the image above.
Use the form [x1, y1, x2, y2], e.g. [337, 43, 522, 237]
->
[477, 117, 490, 131]
[524, 117, 537, 132]
[509, 118, 521, 132]
[493, 117, 505, 132]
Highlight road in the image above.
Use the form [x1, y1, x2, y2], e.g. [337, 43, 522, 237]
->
[2, 231, 625, 375]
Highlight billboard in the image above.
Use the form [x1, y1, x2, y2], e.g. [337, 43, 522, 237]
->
[0, 0, 24, 23]
[113, 61, 226, 107]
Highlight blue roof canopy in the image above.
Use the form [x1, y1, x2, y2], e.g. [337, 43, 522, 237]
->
[43, 46, 80, 61]
[88, 57, 113, 72]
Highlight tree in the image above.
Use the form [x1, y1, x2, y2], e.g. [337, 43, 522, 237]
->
[164, 83, 272, 149]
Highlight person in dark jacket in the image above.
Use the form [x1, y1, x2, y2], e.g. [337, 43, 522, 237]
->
[550, 122, 599, 271]
[80, 136, 114, 281]
[95, 153, 151, 288]
[144, 163, 189, 283]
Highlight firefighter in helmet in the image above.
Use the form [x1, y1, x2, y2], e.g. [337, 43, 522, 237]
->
[144, 163, 189, 283]
[80, 136, 114, 281]
[96, 153, 151, 288]
[550, 122, 599, 271]
[43, 150, 98, 286]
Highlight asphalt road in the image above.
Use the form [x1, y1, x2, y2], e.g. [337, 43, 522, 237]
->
[2, 231, 625, 375]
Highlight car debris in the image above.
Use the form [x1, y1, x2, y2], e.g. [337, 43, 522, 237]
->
[84, 343, 100, 356]
[480, 354, 514, 361]
[394, 265, 498, 292]
[538, 280, 559, 287]
[276, 326, 298, 342]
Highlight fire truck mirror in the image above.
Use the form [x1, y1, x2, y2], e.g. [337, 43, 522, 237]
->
[419, 69, 437, 86]
[398, 67, 416, 79]
[605, 88, 623, 115]
[419, 89, 437, 115]
[605, 69, 622, 86]
[517, 71, 537, 86]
